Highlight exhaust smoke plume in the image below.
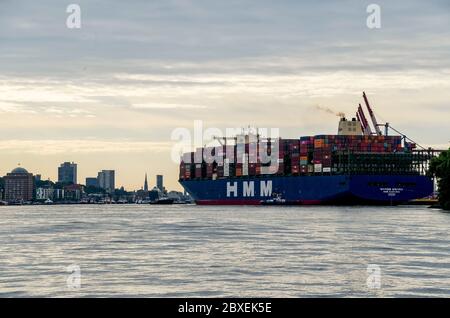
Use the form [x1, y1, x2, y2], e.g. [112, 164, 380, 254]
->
[314, 105, 345, 118]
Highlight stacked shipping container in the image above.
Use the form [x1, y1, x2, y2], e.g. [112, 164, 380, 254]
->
[179, 134, 409, 180]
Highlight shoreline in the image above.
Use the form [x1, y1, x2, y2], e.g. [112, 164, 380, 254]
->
[0, 202, 439, 208]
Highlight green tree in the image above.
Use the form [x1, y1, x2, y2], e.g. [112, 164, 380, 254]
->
[429, 148, 450, 210]
[35, 179, 55, 188]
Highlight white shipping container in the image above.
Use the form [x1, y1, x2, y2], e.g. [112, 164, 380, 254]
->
[182, 153, 192, 163]
[314, 163, 322, 173]
[237, 153, 247, 164]
[243, 154, 249, 176]
[194, 148, 203, 163]
[224, 161, 230, 177]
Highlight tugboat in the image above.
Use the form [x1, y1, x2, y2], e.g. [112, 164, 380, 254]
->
[151, 197, 174, 205]
[261, 193, 293, 205]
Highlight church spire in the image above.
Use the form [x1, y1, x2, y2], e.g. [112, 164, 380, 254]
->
[144, 173, 148, 191]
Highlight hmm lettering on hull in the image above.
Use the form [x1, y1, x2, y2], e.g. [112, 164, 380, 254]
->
[227, 181, 272, 197]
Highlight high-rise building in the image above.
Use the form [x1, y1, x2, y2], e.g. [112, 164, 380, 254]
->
[85, 177, 98, 188]
[98, 170, 115, 193]
[156, 174, 163, 191]
[58, 162, 77, 184]
[144, 173, 148, 191]
[3, 167, 34, 202]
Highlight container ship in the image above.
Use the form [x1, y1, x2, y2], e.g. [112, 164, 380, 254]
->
[179, 92, 436, 205]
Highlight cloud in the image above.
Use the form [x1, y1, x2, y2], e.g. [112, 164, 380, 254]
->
[0, 139, 172, 155]
[2, 1, 450, 77]
[132, 103, 207, 109]
[2, 68, 450, 112]
[0, 101, 35, 113]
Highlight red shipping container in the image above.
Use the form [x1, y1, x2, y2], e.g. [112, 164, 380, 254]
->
[206, 164, 214, 178]
[280, 162, 285, 174]
[256, 164, 261, 175]
[269, 163, 283, 175]
[300, 165, 308, 174]
[195, 168, 202, 178]
[216, 166, 224, 177]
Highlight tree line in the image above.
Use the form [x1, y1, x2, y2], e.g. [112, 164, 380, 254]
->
[429, 148, 450, 210]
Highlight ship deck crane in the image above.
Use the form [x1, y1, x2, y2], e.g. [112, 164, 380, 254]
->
[213, 136, 237, 146]
[363, 91, 382, 136]
[355, 112, 365, 133]
[211, 136, 238, 163]
[357, 103, 372, 135]
[214, 128, 267, 146]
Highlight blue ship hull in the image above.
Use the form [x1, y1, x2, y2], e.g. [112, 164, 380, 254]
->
[180, 175, 433, 205]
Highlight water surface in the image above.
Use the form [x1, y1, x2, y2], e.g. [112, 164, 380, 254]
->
[0, 204, 449, 297]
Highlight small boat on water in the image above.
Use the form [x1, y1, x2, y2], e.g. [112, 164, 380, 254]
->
[7, 200, 25, 206]
[260, 193, 291, 205]
[150, 197, 174, 205]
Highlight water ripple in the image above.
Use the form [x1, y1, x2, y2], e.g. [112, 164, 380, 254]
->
[0, 204, 449, 297]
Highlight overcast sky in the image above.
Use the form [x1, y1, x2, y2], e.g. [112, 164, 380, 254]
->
[1, 0, 449, 190]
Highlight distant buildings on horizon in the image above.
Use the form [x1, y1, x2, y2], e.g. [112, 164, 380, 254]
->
[85, 177, 98, 188]
[144, 173, 149, 192]
[0, 162, 181, 204]
[2, 167, 34, 203]
[157, 174, 163, 192]
[98, 170, 115, 194]
[58, 162, 77, 184]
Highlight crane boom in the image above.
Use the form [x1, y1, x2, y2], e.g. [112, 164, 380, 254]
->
[357, 104, 372, 135]
[363, 92, 382, 135]
[355, 112, 365, 133]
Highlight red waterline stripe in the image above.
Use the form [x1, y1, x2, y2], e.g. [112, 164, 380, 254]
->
[300, 200, 322, 205]
[196, 199, 262, 205]
[195, 199, 323, 205]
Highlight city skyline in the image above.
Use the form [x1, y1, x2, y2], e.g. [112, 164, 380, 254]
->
[2, 163, 165, 192]
[1, 1, 450, 191]
[0, 162, 185, 204]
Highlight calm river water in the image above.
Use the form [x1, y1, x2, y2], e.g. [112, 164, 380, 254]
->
[0, 204, 449, 297]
